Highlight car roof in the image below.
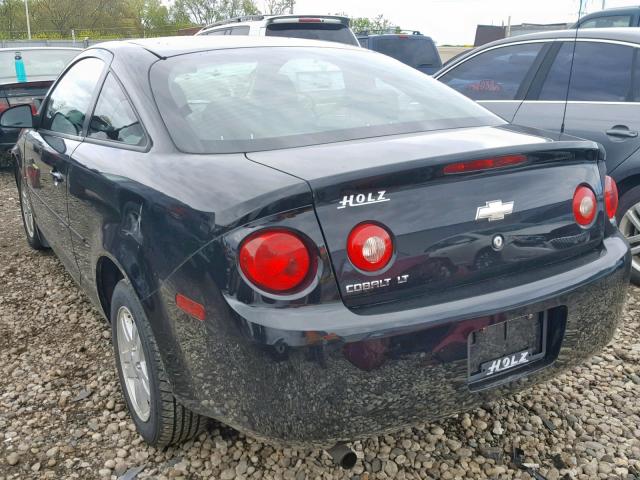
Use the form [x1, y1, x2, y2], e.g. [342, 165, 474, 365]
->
[93, 35, 362, 58]
[200, 14, 350, 30]
[358, 33, 434, 41]
[580, 5, 640, 16]
[467, 27, 640, 51]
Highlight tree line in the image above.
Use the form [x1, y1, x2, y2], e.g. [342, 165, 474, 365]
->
[0, 0, 295, 39]
[0, 0, 396, 39]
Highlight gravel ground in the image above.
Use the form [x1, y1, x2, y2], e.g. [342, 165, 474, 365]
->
[0, 168, 639, 480]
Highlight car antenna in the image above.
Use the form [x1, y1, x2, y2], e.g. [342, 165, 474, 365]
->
[560, 27, 580, 134]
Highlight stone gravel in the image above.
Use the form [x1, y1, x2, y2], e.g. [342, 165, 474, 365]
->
[0, 169, 639, 480]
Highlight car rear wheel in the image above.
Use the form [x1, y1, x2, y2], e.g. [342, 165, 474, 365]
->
[18, 175, 47, 250]
[111, 280, 208, 447]
[617, 185, 640, 285]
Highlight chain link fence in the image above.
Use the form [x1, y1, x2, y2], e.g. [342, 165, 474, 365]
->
[0, 25, 198, 48]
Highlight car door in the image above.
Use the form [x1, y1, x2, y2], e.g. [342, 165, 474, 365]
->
[23, 56, 106, 278]
[561, 40, 640, 172]
[511, 40, 574, 134]
[436, 41, 550, 122]
[66, 71, 149, 295]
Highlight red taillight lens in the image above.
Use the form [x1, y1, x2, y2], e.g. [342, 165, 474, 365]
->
[443, 154, 527, 175]
[573, 185, 597, 226]
[0, 98, 9, 114]
[604, 175, 618, 220]
[347, 223, 393, 272]
[239, 229, 311, 293]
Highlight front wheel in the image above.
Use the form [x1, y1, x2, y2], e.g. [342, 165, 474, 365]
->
[111, 280, 208, 447]
[617, 185, 640, 285]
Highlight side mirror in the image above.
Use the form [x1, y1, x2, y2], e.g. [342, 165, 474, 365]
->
[0, 104, 34, 128]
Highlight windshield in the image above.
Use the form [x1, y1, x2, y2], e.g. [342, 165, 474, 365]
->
[373, 37, 441, 68]
[151, 47, 503, 154]
[266, 23, 359, 46]
[0, 49, 79, 83]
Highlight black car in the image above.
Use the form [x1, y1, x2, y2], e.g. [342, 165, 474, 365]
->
[435, 28, 640, 284]
[2, 36, 629, 451]
[0, 47, 80, 166]
[357, 32, 443, 74]
[574, 6, 640, 28]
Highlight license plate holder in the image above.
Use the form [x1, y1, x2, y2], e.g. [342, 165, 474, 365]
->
[468, 313, 547, 384]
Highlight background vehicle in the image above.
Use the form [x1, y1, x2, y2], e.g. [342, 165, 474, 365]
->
[574, 6, 640, 28]
[2, 36, 628, 450]
[357, 32, 443, 74]
[196, 14, 359, 46]
[0, 47, 80, 166]
[435, 28, 640, 283]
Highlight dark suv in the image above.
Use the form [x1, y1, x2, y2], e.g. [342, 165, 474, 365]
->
[357, 32, 443, 74]
[435, 28, 640, 283]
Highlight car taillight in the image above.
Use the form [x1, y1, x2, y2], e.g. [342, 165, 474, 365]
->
[347, 223, 393, 272]
[573, 185, 597, 226]
[0, 98, 9, 114]
[239, 229, 311, 293]
[443, 154, 527, 175]
[604, 175, 618, 220]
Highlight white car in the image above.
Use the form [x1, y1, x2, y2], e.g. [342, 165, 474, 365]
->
[195, 14, 359, 46]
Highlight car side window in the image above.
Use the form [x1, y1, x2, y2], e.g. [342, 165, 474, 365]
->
[230, 26, 249, 35]
[569, 42, 634, 101]
[88, 73, 146, 146]
[206, 28, 228, 35]
[439, 43, 545, 101]
[580, 15, 632, 28]
[538, 42, 574, 100]
[41, 57, 105, 136]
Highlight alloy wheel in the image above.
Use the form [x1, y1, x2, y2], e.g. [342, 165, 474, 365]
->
[619, 203, 640, 273]
[21, 180, 35, 239]
[116, 306, 151, 422]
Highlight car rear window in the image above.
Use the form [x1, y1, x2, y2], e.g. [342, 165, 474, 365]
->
[266, 23, 359, 46]
[0, 49, 78, 83]
[372, 36, 441, 68]
[150, 47, 503, 154]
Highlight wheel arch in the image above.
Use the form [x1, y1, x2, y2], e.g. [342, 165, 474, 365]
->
[610, 149, 640, 198]
[95, 254, 126, 321]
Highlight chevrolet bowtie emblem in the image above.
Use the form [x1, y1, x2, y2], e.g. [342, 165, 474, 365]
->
[476, 200, 514, 221]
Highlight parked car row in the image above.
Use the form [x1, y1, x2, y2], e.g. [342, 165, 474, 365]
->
[435, 27, 640, 283]
[0, 47, 80, 165]
[0, 31, 630, 458]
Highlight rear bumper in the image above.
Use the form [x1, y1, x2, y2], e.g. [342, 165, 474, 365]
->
[157, 234, 630, 447]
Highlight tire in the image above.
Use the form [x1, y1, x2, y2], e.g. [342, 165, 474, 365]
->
[110, 280, 208, 447]
[17, 174, 47, 250]
[617, 184, 640, 285]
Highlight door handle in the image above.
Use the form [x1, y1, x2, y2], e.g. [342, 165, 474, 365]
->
[606, 126, 638, 138]
[50, 170, 64, 185]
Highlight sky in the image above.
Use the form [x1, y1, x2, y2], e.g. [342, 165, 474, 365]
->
[291, 0, 640, 45]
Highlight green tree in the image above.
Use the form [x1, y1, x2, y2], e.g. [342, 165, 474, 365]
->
[29, 0, 131, 35]
[349, 14, 398, 35]
[171, 0, 259, 26]
[0, 0, 27, 38]
[263, 0, 294, 15]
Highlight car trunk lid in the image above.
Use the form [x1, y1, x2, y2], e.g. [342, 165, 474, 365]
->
[246, 126, 605, 308]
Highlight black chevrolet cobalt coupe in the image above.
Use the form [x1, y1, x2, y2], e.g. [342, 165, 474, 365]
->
[1, 36, 630, 449]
